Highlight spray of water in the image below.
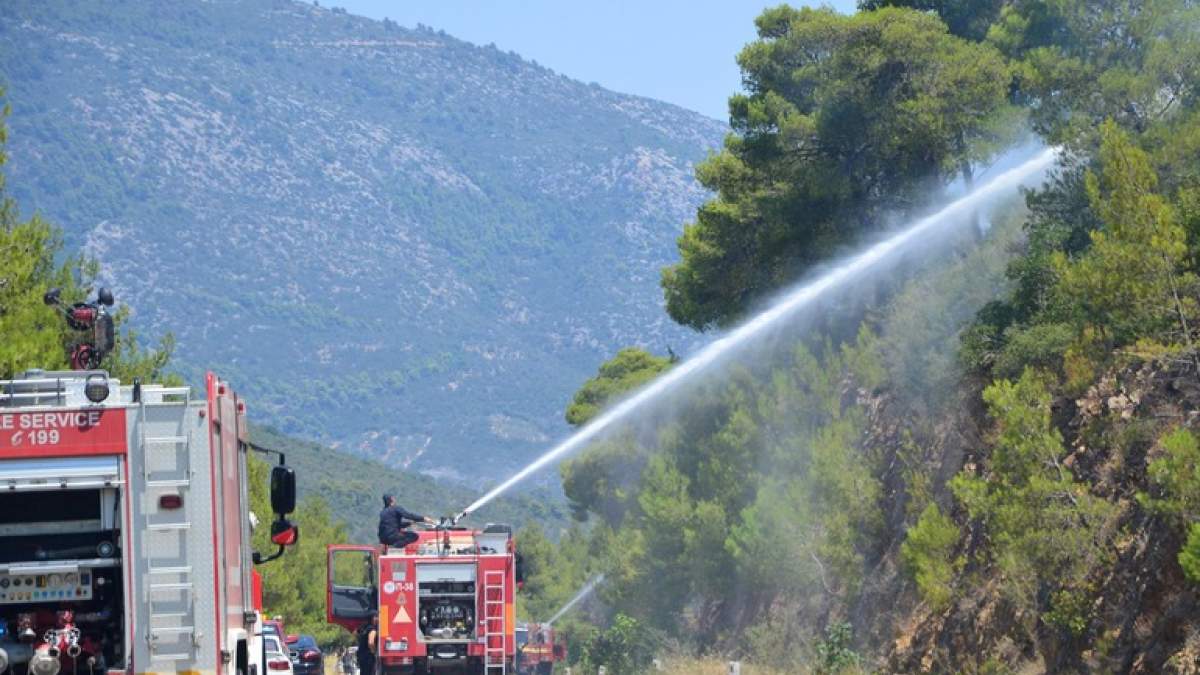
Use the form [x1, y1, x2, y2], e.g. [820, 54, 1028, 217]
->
[545, 574, 606, 626]
[456, 147, 1058, 519]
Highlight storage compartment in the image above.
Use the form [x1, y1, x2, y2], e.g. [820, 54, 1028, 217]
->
[417, 565, 477, 642]
[0, 483, 126, 673]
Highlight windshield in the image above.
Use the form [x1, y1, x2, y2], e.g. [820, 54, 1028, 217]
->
[264, 636, 284, 656]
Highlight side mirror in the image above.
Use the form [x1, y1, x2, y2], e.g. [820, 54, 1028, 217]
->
[97, 287, 114, 306]
[270, 518, 299, 547]
[270, 465, 296, 515]
[514, 551, 525, 584]
[43, 287, 62, 306]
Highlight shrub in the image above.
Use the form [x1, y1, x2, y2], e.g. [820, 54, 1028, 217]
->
[901, 503, 962, 610]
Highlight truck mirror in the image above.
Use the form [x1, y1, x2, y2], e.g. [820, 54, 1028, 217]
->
[514, 551, 525, 584]
[270, 465, 296, 515]
[271, 518, 299, 547]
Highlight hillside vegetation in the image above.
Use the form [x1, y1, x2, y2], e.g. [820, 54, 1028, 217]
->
[0, 0, 725, 479]
[521, 2, 1200, 673]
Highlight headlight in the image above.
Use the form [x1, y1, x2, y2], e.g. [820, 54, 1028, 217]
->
[84, 374, 109, 403]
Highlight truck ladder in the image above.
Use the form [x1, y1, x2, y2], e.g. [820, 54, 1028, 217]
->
[482, 570, 507, 675]
[138, 391, 200, 663]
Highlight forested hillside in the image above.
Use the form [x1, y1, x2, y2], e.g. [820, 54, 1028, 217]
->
[0, 0, 724, 479]
[521, 2, 1200, 673]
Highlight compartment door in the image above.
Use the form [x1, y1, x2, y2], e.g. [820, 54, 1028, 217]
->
[327, 545, 378, 632]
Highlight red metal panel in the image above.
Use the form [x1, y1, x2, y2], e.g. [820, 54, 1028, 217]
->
[0, 408, 126, 458]
[379, 555, 422, 657]
[218, 382, 246, 641]
[252, 569, 263, 612]
[205, 372, 225, 668]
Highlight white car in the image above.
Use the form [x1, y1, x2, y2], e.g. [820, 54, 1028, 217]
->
[264, 635, 295, 674]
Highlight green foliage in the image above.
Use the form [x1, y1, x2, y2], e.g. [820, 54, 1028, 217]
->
[565, 348, 672, 427]
[1140, 428, 1200, 523]
[560, 349, 672, 526]
[951, 370, 1114, 612]
[1179, 523, 1200, 584]
[858, 0, 1007, 40]
[990, 322, 1075, 380]
[1052, 121, 1198, 351]
[988, 1, 1200, 146]
[577, 613, 659, 675]
[815, 621, 861, 674]
[1044, 585, 1095, 637]
[974, 119, 1200, 382]
[661, 6, 1014, 330]
[901, 503, 961, 610]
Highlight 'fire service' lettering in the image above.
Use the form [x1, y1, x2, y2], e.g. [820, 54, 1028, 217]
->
[0, 411, 102, 430]
[0, 409, 127, 457]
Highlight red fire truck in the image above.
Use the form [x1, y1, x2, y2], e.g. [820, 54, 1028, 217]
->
[0, 369, 298, 675]
[514, 623, 564, 675]
[327, 525, 519, 674]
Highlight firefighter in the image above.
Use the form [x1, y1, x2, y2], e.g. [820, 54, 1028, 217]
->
[378, 494, 435, 548]
[355, 612, 377, 675]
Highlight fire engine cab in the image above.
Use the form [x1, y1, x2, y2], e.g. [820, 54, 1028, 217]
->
[0, 369, 298, 675]
[328, 525, 520, 675]
[514, 623, 564, 675]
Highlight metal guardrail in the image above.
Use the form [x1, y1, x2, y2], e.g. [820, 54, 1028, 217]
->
[0, 375, 70, 408]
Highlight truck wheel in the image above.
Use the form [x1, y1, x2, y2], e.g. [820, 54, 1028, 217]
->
[537, 663, 553, 675]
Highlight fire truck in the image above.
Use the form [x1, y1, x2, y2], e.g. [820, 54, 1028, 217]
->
[327, 524, 520, 674]
[513, 623, 564, 675]
[0, 368, 299, 675]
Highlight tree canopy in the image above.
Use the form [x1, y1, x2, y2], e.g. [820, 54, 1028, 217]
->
[661, 6, 1014, 330]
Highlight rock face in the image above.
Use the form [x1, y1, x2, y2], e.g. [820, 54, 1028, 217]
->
[884, 358, 1200, 673]
[0, 0, 725, 478]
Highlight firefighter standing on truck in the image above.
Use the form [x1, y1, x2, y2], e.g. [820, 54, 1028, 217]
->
[378, 493, 434, 548]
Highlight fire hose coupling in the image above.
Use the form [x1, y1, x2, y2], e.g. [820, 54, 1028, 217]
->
[28, 650, 61, 675]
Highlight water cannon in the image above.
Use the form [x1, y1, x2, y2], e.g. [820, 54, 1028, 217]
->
[451, 509, 469, 526]
[43, 286, 116, 370]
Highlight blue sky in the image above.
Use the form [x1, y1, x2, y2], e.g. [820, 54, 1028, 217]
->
[332, 1, 858, 120]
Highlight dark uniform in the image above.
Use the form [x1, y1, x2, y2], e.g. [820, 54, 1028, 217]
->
[355, 617, 376, 675]
[378, 495, 427, 548]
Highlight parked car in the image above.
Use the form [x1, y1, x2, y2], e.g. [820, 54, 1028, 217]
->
[264, 634, 294, 674]
[286, 634, 324, 675]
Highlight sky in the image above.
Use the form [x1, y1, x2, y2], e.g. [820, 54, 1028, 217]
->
[332, 1, 858, 120]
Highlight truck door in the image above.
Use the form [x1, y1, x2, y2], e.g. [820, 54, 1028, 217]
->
[327, 545, 378, 632]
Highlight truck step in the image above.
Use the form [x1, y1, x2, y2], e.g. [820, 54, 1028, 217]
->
[150, 626, 195, 636]
[147, 566, 192, 575]
[145, 436, 188, 445]
[145, 479, 191, 488]
[147, 612, 191, 621]
[148, 652, 194, 661]
[146, 522, 191, 531]
[149, 582, 194, 591]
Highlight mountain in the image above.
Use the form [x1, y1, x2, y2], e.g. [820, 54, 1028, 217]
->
[0, 0, 724, 481]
